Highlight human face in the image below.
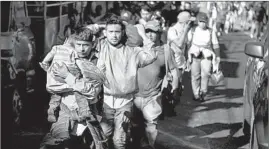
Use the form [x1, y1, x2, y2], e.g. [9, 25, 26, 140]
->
[198, 21, 207, 30]
[146, 30, 160, 43]
[141, 9, 152, 22]
[74, 40, 93, 58]
[185, 3, 191, 10]
[105, 24, 123, 46]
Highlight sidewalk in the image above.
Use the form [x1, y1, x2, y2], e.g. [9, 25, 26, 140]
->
[155, 31, 252, 149]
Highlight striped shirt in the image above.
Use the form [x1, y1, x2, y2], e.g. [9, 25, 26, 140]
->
[44, 44, 101, 110]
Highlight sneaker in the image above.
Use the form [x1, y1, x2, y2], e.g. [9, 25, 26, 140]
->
[192, 96, 200, 101]
[47, 108, 57, 123]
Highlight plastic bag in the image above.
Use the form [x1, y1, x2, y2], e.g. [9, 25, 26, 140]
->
[210, 70, 224, 85]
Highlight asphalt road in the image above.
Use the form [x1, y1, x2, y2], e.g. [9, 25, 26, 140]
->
[156, 30, 255, 149]
[10, 29, 255, 149]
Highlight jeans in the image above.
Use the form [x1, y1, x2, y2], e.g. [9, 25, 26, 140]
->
[134, 93, 162, 148]
[191, 58, 212, 98]
[40, 103, 100, 149]
[100, 101, 133, 149]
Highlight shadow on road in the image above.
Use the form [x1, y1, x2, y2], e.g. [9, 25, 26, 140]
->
[195, 102, 243, 112]
[194, 122, 249, 149]
[219, 43, 241, 78]
[207, 87, 244, 99]
[220, 61, 240, 78]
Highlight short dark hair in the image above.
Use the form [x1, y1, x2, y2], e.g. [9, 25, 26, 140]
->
[72, 28, 94, 42]
[106, 17, 126, 31]
[68, 9, 78, 19]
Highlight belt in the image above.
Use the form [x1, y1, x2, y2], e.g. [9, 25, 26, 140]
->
[192, 43, 211, 49]
[191, 53, 213, 60]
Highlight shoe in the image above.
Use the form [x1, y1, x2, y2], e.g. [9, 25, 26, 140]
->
[47, 115, 57, 123]
[47, 108, 57, 123]
[200, 93, 206, 102]
[192, 96, 200, 101]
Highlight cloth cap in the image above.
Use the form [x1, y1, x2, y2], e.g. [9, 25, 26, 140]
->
[145, 20, 162, 32]
[177, 11, 196, 23]
[197, 12, 208, 22]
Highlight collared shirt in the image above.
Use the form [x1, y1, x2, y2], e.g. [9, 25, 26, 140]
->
[96, 38, 156, 109]
[45, 44, 100, 110]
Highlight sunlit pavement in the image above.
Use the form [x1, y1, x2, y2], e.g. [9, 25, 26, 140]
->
[156, 28, 255, 149]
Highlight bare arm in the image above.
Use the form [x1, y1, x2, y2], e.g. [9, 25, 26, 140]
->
[40, 46, 58, 71]
[134, 41, 157, 68]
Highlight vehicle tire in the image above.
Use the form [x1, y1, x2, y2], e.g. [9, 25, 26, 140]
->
[12, 88, 23, 127]
[13, 70, 26, 129]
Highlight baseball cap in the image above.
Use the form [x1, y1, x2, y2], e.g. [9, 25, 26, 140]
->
[120, 10, 132, 22]
[197, 12, 208, 23]
[177, 11, 196, 23]
[145, 20, 162, 32]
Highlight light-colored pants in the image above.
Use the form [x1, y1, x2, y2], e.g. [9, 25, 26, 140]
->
[251, 21, 263, 39]
[100, 101, 133, 149]
[134, 93, 162, 148]
[191, 58, 212, 98]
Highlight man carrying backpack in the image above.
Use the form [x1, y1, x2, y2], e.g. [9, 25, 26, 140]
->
[187, 12, 220, 102]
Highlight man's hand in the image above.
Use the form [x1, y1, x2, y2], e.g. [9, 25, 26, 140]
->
[213, 57, 221, 73]
[39, 62, 50, 72]
[51, 62, 70, 79]
[135, 24, 146, 38]
[184, 20, 193, 32]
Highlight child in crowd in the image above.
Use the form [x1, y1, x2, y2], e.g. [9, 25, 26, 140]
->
[40, 29, 105, 123]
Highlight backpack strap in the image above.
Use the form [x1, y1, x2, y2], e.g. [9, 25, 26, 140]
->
[189, 26, 197, 45]
[208, 27, 213, 49]
[164, 44, 170, 75]
[161, 43, 172, 91]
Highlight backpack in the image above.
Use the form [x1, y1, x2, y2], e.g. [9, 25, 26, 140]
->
[189, 26, 213, 49]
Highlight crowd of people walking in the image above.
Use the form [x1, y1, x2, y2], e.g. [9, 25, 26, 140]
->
[37, 1, 268, 149]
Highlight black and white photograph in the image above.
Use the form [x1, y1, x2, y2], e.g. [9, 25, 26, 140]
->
[1, 1, 268, 149]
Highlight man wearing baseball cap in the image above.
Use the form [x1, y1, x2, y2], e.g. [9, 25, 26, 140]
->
[135, 20, 179, 148]
[167, 11, 195, 97]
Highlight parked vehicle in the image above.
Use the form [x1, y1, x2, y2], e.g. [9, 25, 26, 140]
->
[1, 48, 27, 128]
[243, 21, 268, 149]
[1, 1, 36, 128]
